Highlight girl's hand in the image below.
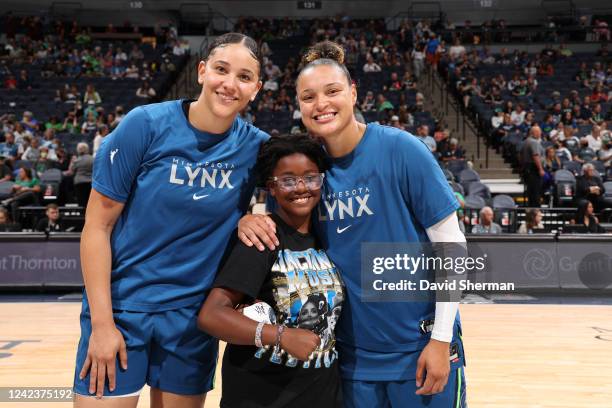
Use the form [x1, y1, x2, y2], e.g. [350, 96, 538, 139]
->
[280, 327, 321, 361]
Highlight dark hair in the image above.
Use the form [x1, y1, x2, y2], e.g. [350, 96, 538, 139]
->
[575, 200, 592, 224]
[20, 167, 33, 179]
[255, 134, 328, 188]
[204, 32, 263, 78]
[525, 208, 541, 229]
[298, 40, 352, 85]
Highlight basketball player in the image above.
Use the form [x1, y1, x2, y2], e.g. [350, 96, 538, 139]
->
[238, 41, 467, 407]
[73, 33, 268, 407]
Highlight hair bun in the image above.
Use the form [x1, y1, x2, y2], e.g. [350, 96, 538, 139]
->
[302, 41, 345, 66]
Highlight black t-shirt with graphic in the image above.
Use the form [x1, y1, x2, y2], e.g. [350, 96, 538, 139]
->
[214, 212, 344, 408]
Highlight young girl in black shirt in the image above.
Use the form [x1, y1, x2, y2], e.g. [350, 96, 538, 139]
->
[199, 134, 344, 407]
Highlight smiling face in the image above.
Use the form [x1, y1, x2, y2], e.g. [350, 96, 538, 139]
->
[268, 153, 322, 221]
[296, 64, 357, 140]
[197, 43, 262, 120]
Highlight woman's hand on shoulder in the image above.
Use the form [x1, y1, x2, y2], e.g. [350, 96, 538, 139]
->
[238, 213, 278, 251]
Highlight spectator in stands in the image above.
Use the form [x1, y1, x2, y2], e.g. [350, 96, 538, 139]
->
[415, 124, 436, 152]
[0, 156, 12, 182]
[576, 163, 612, 212]
[129, 44, 145, 61]
[575, 62, 589, 83]
[65, 142, 93, 207]
[384, 72, 404, 92]
[389, 115, 405, 130]
[61, 111, 79, 134]
[590, 103, 604, 125]
[0, 207, 20, 232]
[542, 146, 561, 189]
[80, 111, 97, 135]
[21, 111, 39, 133]
[83, 84, 102, 105]
[518, 208, 544, 234]
[136, 81, 156, 99]
[0, 132, 19, 164]
[2, 167, 41, 221]
[65, 84, 81, 105]
[17, 69, 32, 90]
[93, 124, 109, 156]
[511, 104, 526, 126]
[113, 106, 125, 125]
[441, 138, 465, 162]
[472, 206, 502, 234]
[521, 125, 545, 207]
[411, 44, 425, 78]
[376, 94, 393, 112]
[449, 38, 466, 61]
[360, 91, 376, 112]
[53, 147, 70, 173]
[21, 137, 41, 161]
[573, 200, 605, 233]
[362, 54, 381, 73]
[519, 111, 536, 133]
[35, 203, 65, 233]
[561, 111, 576, 128]
[491, 108, 504, 128]
[35, 146, 55, 175]
[262, 74, 279, 92]
[263, 60, 281, 80]
[586, 125, 603, 152]
[540, 113, 555, 136]
[45, 115, 63, 132]
[598, 136, 612, 166]
[402, 72, 417, 91]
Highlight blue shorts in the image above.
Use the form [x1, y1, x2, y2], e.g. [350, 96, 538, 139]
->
[73, 301, 218, 397]
[342, 366, 467, 408]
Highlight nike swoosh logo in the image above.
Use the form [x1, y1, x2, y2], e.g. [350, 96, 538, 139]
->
[336, 225, 352, 234]
[192, 193, 210, 200]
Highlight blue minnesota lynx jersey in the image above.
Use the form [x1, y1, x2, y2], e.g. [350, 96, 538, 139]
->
[315, 123, 461, 380]
[91, 100, 268, 312]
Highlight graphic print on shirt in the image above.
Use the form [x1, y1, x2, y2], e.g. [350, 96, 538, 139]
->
[254, 248, 344, 369]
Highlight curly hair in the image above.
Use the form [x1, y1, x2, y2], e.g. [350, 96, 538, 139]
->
[298, 40, 352, 85]
[255, 133, 329, 188]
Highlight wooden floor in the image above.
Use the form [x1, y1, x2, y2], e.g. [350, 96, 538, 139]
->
[1, 302, 612, 407]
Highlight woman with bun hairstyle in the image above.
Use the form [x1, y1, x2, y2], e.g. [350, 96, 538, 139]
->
[239, 41, 468, 408]
[73, 33, 268, 407]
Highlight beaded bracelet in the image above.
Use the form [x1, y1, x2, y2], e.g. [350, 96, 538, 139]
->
[254, 321, 265, 348]
[275, 325, 285, 348]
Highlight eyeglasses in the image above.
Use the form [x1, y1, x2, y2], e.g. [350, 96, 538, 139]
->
[270, 173, 324, 191]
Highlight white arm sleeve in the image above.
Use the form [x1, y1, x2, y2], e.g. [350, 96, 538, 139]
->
[425, 213, 465, 342]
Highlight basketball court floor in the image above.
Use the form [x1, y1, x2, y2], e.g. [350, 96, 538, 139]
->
[1, 295, 611, 407]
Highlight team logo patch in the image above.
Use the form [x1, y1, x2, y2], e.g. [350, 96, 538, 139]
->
[450, 343, 460, 362]
[419, 319, 434, 335]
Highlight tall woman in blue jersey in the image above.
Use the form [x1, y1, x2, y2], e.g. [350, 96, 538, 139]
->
[239, 41, 468, 408]
[73, 33, 268, 407]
